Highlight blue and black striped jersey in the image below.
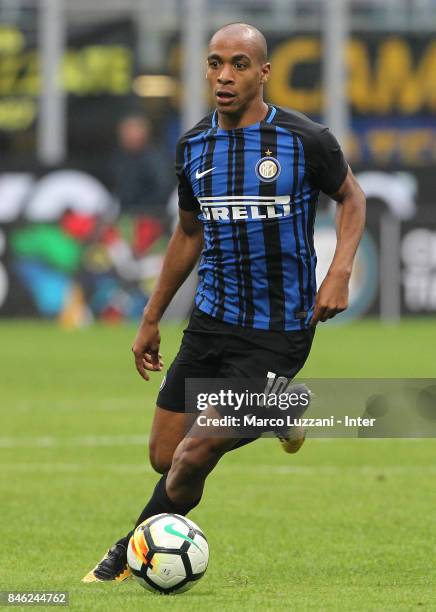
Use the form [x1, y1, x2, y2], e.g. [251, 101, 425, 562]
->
[176, 105, 348, 331]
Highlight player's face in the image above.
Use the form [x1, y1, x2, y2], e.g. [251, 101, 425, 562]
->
[206, 37, 270, 116]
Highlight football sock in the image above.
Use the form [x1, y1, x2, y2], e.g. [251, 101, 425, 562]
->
[135, 473, 201, 525]
[118, 473, 201, 548]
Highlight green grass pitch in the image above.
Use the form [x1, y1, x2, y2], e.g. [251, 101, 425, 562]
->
[1, 318, 435, 610]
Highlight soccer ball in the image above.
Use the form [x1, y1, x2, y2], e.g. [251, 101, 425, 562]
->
[127, 513, 209, 594]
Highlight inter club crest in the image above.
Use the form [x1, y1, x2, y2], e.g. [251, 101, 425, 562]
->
[255, 154, 281, 183]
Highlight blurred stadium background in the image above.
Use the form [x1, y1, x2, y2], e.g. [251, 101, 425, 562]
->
[1, 2, 436, 607]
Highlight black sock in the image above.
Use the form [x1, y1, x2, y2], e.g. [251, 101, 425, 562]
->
[117, 473, 201, 548]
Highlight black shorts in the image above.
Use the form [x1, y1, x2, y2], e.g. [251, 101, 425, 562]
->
[157, 308, 315, 413]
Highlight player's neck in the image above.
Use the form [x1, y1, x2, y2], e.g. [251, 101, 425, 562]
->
[217, 100, 269, 130]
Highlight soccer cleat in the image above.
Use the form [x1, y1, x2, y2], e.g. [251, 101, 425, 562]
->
[82, 542, 131, 583]
[278, 384, 312, 454]
[278, 426, 306, 454]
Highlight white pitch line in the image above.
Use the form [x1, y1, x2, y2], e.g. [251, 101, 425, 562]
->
[0, 434, 148, 449]
[1, 463, 436, 476]
[0, 434, 427, 450]
[0, 463, 153, 473]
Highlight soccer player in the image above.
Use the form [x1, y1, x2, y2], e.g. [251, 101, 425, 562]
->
[83, 23, 366, 582]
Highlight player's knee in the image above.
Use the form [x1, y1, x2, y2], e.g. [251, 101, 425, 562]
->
[148, 443, 172, 474]
[173, 448, 204, 478]
[172, 438, 224, 480]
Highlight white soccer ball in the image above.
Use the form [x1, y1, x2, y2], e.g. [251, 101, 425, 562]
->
[127, 513, 209, 594]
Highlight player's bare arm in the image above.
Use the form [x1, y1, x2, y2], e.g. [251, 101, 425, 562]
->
[132, 210, 203, 380]
[311, 167, 366, 325]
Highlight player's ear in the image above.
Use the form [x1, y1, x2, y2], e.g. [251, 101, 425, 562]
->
[260, 62, 271, 84]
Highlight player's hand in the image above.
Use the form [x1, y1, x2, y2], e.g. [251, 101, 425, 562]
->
[131, 318, 164, 381]
[310, 271, 349, 326]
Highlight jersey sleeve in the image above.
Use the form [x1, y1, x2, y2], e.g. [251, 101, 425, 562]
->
[305, 127, 348, 195]
[175, 139, 199, 212]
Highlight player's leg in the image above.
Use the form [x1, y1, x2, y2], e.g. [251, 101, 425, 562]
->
[274, 329, 315, 453]
[82, 411, 196, 583]
[82, 309, 222, 583]
[148, 309, 224, 472]
[148, 406, 188, 474]
[82, 413, 185, 585]
[131, 398, 241, 530]
[147, 405, 250, 474]
[166, 433, 237, 503]
[83, 427, 238, 583]
[133, 432, 238, 527]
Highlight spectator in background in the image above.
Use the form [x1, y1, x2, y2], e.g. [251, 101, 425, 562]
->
[111, 114, 168, 217]
[111, 114, 170, 255]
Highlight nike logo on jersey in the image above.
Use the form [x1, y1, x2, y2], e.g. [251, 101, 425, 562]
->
[196, 167, 215, 179]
